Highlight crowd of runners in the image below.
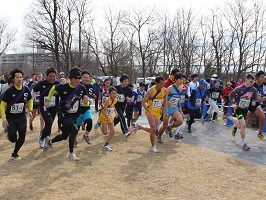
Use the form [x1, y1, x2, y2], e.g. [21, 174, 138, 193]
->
[0, 67, 265, 161]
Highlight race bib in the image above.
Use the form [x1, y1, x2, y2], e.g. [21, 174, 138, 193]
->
[169, 97, 179, 106]
[137, 95, 143, 102]
[44, 96, 56, 107]
[212, 92, 219, 99]
[34, 94, 40, 103]
[239, 97, 250, 108]
[67, 101, 79, 113]
[152, 99, 163, 108]
[117, 94, 125, 102]
[196, 98, 202, 105]
[102, 96, 108, 103]
[106, 108, 114, 116]
[180, 95, 185, 103]
[10, 103, 24, 114]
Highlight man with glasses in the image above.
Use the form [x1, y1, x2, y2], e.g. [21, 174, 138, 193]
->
[228, 73, 257, 151]
[43, 67, 89, 161]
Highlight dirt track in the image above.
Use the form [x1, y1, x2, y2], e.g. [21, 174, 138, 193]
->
[0, 116, 266, 200]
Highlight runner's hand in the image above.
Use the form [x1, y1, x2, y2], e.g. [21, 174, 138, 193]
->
[2, 120, 9, 130]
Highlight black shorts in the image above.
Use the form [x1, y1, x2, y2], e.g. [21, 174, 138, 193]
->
[182, 106, 189, 114]
[235, 108, 248, 120]
[7, 115, 27, 137]
[125, 105, 134, 118]
[248, 102, 260, 113]
[33, 104, 40, 110]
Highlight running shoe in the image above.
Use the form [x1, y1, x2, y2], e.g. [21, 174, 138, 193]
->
[157, 136, 163, 143]
[243, 143, 250, 151]
[258, 133, 265, 141]
[130, 119, 135, 127]
[69, 152, 79, 161]
[231, 126, 237, 137]
[38, 137, 44, 148]
[43, 136, 52, 152]
[133, 123, 140, 133]
[83, 133, 92, 144]
[174, 133, 184, 139]
[73, 138, 78, 148]
[11, 153, 22, 161]
[151, 146, 158, 153]
[29, 123, 33, 131]
[125, 131, 131, 138]
[103, 145, 112, 151]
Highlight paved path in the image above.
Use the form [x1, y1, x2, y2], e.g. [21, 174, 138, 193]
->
[91, 106, 266, 166]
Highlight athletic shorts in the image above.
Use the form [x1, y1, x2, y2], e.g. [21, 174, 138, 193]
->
[98, 110, 114, 124]
[248, 102, 260, 113]
[182, 106, 189, 114]
[7, 115, 27, 136]
[133, 103, 142, 116]
[33, 104, 40, 110]
[235, 108, 248, 120]
[76, 109, 92, 126]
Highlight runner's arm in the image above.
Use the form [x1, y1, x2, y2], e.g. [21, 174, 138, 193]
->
[47, 85, 56, 101]
[0, 101, 7, 120]
[28, 99, 33, 111]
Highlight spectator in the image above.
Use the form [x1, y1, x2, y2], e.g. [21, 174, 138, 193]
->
[112, 76, 117, 86]
[164, 68, 179, 88]
[230, 77, 236, 88]
[189, 74, 199, 90]
[222, 82, 234, 118]
[236, 78, 244, 87]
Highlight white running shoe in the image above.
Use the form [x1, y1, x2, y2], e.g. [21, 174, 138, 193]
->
[151, 146, 158, 153]
[43, 136, 51, 152]
[125, 131, 131, 138]
[69, 152, 79, 161]
[103, 145, 113, 151]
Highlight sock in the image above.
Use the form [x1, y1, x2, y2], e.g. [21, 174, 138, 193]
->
[175, 126, 181, 134]
[241, 138, 246, 145]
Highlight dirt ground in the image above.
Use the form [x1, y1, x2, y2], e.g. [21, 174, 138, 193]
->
[0, 115, 266, 200]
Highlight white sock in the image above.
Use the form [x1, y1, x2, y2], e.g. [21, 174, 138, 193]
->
[175, 126, 181, 134]
[241, 138, 246, 145]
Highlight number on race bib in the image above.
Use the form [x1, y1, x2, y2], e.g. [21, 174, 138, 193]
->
[196, 98, 202, 105]
[44, 96, 56, 107]
[152, 99, 163, 108]
[239, 98, 250, 108]
[67, 101, 79, 113]
[117, 94, 125, 102]
[169, 97, 179, 106]
[137, 95, 143, 102]
[10, 103, 24, 114]
[106, 108, 114, 116]
[212, 92, 219, 99]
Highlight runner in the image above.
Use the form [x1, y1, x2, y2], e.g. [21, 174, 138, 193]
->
[136, 76, 167, 153]
[174, 74, 190, 139]
[98, 87, 118, 151]
[43, 67, 89, 161]
[94, 78, 111, 129]
[228, 73, 257, 150]
[29, 72, 44, 132]
[33, 67, 60, 148]
[132, 82, 146, 127]
[202, 79, 222, 122]
[165, 73, 184, 137]
[125, 83, 137, 128]
[0, 68, 33, 160]
[187, 79, 207, 133]
[75, 71, 94, 146]
[114, 74, 132, 138]
[245, 71, 265, 140]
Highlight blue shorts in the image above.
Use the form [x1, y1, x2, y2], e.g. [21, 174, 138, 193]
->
[76, 109, 92, 126]
[164, 106, 178, 117]
[133, 103, 142, 116]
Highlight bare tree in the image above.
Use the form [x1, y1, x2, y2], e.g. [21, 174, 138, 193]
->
[0, 18, 16, 56]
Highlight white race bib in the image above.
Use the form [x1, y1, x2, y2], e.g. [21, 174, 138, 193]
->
[67, 101, 79, 113]
[152, 99, 163, 108]
[137, 95, 143, 102]
[196, 98, 202, 105]
[239, 97, 250, 108]
[44, 96, 56, 107]
[117, 94, 125, 102]
[212, 92, 220, 99]
[10, 103, 24, 114]
[102, 96, 108, 103]
[106, 108, 114, 116]
[34, 94, 40, 103]
[169, 97, 179, 106]
[180, 95, 185, 103]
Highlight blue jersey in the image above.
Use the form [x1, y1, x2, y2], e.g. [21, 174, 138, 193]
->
[167, 84, 182, 115]
[134, 89, 146, 104]
[188, 87, 207, 110]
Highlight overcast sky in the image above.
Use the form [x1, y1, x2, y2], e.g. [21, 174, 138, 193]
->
[0, 0, 223, 52]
